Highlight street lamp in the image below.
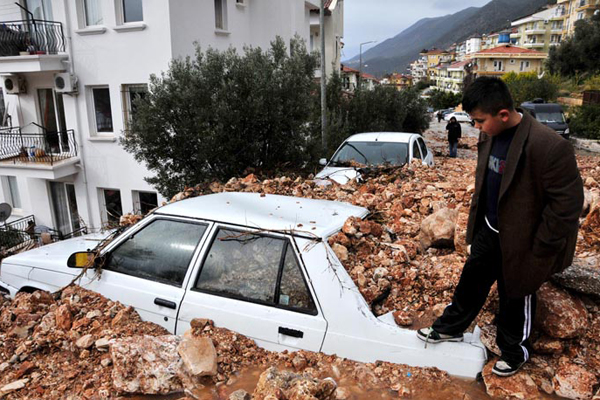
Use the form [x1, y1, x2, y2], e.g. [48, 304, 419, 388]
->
[359, 40, 376, 89]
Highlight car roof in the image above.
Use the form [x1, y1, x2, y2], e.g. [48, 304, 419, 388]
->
[521, 102, 563, 112]
[155, 192, 369, 239]
[344, 132, 420, 144]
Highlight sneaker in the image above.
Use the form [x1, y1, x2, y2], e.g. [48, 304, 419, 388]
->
[416, 327, 464, 344]
[492, 359, 525, 377]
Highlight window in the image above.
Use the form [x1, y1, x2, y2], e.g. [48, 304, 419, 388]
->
[520, 61, 530, 71]
[83, 0, 103, 26]
[25, 0, 53, 20]
[122, 84, 147, 131]
[0, 91, 7, 127]
[105, 219, 207, 286]
[50, 182, 81, 236]
[417, 138, 428, 157]
[133, 190, 158, 215]
[577, 12, 584, 20]
[1, 176, 21, 209]
[214, 0, 227, 30]
[122, 0, 143, 23]
[91, 87, 113, 133]
[412, 141, 422, 160]
[101, 188, 122, 226]
[236, 0, 245, 4]
[195, 229, 317, 314]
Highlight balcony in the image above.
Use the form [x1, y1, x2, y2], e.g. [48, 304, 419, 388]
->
[0, 19, 68, 74]
[525, 29, 546, 34]
[0, 126, 80, 179]
[523, 41, 546, 48]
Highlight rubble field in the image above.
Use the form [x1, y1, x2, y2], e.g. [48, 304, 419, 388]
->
[2, 129, 600, 399]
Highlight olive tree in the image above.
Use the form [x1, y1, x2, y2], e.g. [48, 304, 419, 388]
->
[121, 37, 318, 197]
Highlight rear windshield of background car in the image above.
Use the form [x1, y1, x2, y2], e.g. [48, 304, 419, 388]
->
[330, 142, 408, 167]
[536, 112, 565, 124]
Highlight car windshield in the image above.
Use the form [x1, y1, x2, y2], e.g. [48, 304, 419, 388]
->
[330, 141, 409, 167]
[536, 112, 565, 124]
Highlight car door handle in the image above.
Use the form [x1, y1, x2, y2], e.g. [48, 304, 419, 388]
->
[278, 327, 304, 338]
[154, 298, 177, 309]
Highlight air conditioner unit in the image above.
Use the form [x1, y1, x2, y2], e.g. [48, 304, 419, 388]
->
[54, 73, 78, 94]
[2, 74, 26, 94]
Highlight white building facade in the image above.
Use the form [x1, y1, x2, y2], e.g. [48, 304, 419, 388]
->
[0, 0, 342, 237]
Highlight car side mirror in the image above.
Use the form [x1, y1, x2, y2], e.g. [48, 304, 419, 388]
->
[319, 158, 327, 166]
[67, 251, 99, 268]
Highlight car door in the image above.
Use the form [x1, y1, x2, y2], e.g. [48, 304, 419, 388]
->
[417, 137, 434, 166]
[83, 216, 211, 333]
[177, 225, 327, 352]
[411, 138, 423, 164]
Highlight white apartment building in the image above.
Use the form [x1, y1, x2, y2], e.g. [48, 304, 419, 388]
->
[0, 0, 343, 238]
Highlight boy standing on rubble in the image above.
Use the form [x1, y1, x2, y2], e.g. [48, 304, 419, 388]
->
[417, 77, 583, 376]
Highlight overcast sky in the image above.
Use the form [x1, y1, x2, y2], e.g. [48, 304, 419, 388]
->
[343, 0, 492, 60]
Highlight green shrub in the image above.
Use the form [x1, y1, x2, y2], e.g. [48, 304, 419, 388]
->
[570, 104, 600, 139]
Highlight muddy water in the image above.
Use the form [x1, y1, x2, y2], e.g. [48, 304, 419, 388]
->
[129, 366, 495, 400]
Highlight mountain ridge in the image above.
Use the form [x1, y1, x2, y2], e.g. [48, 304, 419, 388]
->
[345, 0, 552, 77]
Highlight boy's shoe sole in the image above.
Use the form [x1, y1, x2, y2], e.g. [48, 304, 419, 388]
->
[416, 327, 464, 344]
[492, 359, 525, 377]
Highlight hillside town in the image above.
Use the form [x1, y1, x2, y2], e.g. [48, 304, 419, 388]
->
[0, 0, 600, 399]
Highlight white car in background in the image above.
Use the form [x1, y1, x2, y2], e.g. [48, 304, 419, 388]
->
[315, 132, 434, 185]
[443, 111, 472, 123]
[0, 192, 485, 378]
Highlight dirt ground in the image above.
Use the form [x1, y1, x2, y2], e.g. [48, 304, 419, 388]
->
[1, 117, 599, 399]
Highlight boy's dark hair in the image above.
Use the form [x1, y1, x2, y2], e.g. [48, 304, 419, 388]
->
[462, 76, 514, 115]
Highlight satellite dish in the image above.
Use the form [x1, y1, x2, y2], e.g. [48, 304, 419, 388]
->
[0, 203, 12, 223]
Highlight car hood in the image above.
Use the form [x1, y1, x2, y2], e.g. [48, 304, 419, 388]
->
[2, 232, 111, 274]
[314, 167, 360, 185]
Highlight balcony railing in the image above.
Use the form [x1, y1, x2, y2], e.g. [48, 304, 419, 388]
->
[0, 214, 87, 251]
[0, 19, 65, 57]
[0, 126, 77, 165]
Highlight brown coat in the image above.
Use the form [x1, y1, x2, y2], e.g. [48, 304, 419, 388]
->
[466, 112, 584, 298]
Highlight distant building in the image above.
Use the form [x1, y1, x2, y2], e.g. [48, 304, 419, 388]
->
[465, 36, 482, 56]
[557, 0, 599, 38]
[388, 73, 413, 91]
[436, 59, 472, 93]
[341, 65, 359, 92]
[472, 45, 547, 77]
[409, 52, 428, 83]
[510, 6, 566, 53]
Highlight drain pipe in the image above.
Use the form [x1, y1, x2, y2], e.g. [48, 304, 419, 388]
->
[62, 0, 96, 232]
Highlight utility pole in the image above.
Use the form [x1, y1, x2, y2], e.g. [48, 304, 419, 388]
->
[320, 0, 327, 154]
[359, 41, 376, 91]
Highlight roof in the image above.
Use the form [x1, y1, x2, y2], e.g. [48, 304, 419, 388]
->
[426, 49, 446, 55]
[448, 59, 472, 69]
[474, 45, 547, 56]
[345, 132, 419, 144]
[155, 192, 368, 239]
[362, 73, 378, 81]
[342, 65, 359, 74]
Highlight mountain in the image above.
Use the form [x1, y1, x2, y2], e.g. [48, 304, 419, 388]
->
[346, 0, 552, 77]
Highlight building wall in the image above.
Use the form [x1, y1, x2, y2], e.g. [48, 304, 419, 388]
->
[0, 0, 341, 232]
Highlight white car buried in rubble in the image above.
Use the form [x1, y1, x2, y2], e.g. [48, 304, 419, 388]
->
[0, 193, 485, 378]
[315, 132, 434, 185]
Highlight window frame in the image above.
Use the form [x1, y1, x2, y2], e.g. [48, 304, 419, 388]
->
[88, 86, 114, 136]
[192, 226, 319, 316]
[117, 0, 144, 24]
[121, 84, 148, 132]
[102, 216, 209, 287]
[99, 187, 123, 227]
[132, 190, 158, 215]
[78, 0, 104, 28]
[214, 0, 229, 32]
[1, 176, 22, 210]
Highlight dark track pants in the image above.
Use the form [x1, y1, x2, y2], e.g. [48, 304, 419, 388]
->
[432, 224, 536, 365]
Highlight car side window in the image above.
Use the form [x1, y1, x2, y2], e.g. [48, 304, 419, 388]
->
[278, 243, 316, 312]
[418, 138, 428, 157]
[412, 140, 422, 159]
[195, 229, 317, 314]
[104, 219, 207, 286]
